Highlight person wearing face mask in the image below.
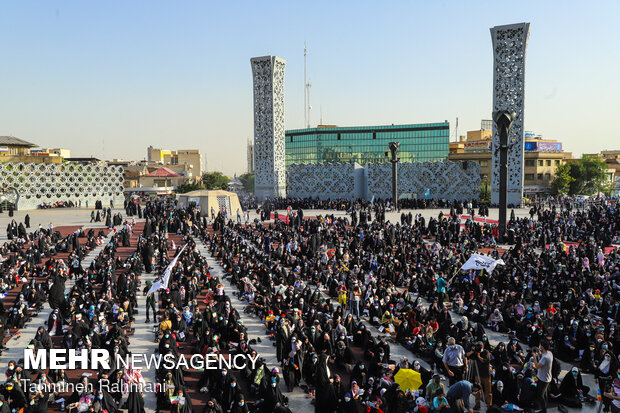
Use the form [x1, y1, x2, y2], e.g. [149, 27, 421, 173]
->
[230, 394, 249, 413]
[93, 389, 120, 413]
[221, 378, 241, 411]
[443, 337, 466, 385]
[491, 380, 507, 409]
[158, 330, 179, 357]
[5, 361, 16, 381]
[350, 361, 368, 389]
[604, 366, 620, 413]
[558, 367, 591, 408]
[595, 343, 617, 412]
[338, 391, 362, 413]
[412, 360, 433, 389]
[370, 347, 388, 377]
[263, 375, 291, 413]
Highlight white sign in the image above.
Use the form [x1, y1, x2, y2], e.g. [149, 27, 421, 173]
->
[461, 253, 504, 273]
[147, 244, 187, 296]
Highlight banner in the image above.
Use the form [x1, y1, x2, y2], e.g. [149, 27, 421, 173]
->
[147, 244, 187, 296]
[460, 253, 504, 273]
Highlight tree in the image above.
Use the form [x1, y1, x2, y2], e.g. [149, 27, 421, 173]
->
[176, 181, 205, 194]
[238, 173, 254, 193]
[565, 156, 608, 195]
[550, 163, 574, 196]
[202, 171, 230, 190]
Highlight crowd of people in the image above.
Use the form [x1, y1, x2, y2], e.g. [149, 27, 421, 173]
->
[1, 194, 618, 413]
[199, 197, 619, 413]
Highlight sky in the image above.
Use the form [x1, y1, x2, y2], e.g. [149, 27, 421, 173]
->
[1, 1, 619, 176]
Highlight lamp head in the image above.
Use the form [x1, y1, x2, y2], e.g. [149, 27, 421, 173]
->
[493, 110, 517, 131]
[388, 142, 400, 161]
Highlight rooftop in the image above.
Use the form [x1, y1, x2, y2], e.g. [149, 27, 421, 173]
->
[145, 167, 182, 177]
[0, 136, 36, 147]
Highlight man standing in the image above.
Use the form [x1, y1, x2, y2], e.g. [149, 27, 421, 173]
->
[466, 341, 492, 409]
[144, 281, 156, 323]
[533, 339, 553, 413]
[443, 337, 467, 385]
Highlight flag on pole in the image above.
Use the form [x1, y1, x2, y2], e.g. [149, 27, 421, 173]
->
[460, 253, 504, 273]
[147, 244, 187, 296]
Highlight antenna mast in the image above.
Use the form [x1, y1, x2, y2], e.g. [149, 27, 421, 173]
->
[306, 79, 311, 128]
[304, 43, 312, 128]
[304, 43, 307, 128]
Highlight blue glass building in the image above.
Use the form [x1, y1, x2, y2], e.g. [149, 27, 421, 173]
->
[285, 122, 450, 167]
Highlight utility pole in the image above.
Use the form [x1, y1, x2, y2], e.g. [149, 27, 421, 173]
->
[304, 43, 307, 128]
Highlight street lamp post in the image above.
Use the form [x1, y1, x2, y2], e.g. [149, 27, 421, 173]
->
[493, 110, 516, 243]
[388, 142, 400, 212]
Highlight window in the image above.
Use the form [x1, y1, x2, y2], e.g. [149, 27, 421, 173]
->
[555, 160, 560, 166]
[537, 160, 543, 167]
[546, 160, 551, 166]
[545, 173, 551, 180]
[525, 160, 535, 167]
[537, 173, 543, 180]
[525, 174, 535, 181]
[480, 160, 488, 167]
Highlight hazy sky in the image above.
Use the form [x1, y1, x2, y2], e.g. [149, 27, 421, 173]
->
[1, 1, 619, 176]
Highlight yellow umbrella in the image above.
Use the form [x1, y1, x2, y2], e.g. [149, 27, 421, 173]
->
[394, 368, 423, 392]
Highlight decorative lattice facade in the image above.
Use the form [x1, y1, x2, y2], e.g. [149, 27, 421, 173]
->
[287, 163, 359, 200]
[0, 162, 124, 210]
[251, 56, 286, 201]
[285, 161, 480, 201]
[366, 161, 480, 201]
[490, 23, 530, 206]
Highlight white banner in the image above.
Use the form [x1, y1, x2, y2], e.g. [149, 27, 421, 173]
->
[147, 244, 187, 296]
[460, 253, 504, 273]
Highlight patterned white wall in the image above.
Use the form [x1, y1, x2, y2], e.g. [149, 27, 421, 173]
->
[251, 56, 286, 201]
[287, 163, 359, 200]
[490, 23, 530, 206]
[366, 161, 480, 201]
[0, 162, 124, 210]
[286, 161, 479, 201]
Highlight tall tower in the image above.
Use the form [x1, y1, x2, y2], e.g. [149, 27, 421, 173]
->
[490, 23, 530, 206]
[251, 56, 286, 201]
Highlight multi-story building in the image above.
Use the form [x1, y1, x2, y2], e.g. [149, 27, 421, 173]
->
[449, 129, 573, 197]
[31, 148, 71, 158]
[284, 122, 450, 167]
[0, 136, 66, 164]
[147, 146, 202, 181]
